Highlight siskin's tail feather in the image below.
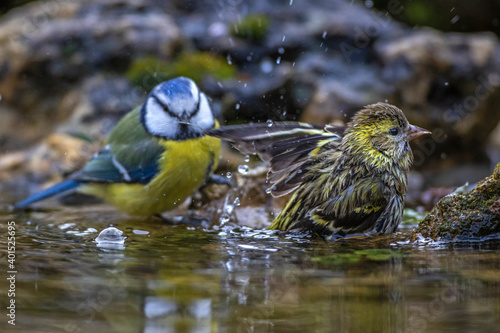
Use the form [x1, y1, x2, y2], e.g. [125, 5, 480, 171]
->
[14, 180, 81, 210]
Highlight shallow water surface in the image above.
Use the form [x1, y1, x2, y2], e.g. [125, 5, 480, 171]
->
[0, 206, 499, 333]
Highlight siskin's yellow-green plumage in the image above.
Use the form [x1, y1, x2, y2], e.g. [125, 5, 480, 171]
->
[209, 103, 430, 236]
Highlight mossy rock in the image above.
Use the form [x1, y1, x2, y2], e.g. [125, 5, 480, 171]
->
[231, 14, 270, 42]
[412, 162, 500, 240]
[126, 52, 235, 89]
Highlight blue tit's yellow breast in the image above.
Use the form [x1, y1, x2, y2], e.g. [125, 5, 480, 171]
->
[81, 135, 221, 216]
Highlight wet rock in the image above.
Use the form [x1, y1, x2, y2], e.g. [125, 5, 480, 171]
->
[412, 162, 500, 240]
[0, 0, 181, 150]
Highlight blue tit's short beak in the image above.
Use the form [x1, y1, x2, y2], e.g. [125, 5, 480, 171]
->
[179, 113, 190, 125]
[408, 125, 431, 141]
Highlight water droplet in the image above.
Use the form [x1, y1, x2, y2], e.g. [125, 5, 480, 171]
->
[246, 55, 253, 62]
[322, 31, 327, 39]
[227, 54, 232, 65]
[235, 103, 240, 110]
[217, 82, 223, 88]
[276, 56, 281, 64]
[238, 164, 249, 175]
[219, 213, 230, 225]
[385, 99, 388, 102]
[267, 119, 273, 127]
[364, 0, 373, 8]
[289, 0, 293, 5]
[444, 82, 449, 86]
[266, 187, 272, 194]
[278, 47, 285, 54]
[226, 171, 232, 178]
[233, 197, 241, 206]
[244, 155, 250, 163]
[450, 15, 460, 24]
[260, 60, 273, 73]
[282, 35, 286, 42]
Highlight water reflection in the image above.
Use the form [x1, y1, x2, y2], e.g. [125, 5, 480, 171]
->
[0, 207, 499, 332]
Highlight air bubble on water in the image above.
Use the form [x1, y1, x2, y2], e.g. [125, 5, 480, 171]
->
[226, 171, 232, 178]
[247, 55, 253, 62]
[244, 155, 250, 163]
[276, 56, 281, 64]
[267, 119, 273, 127]
[235, 103, 240, 110]
[238, 164, 249, 175]
[95, 227, 126, 250]
[278, 47, 285, 54]
[364, 0, 373, 8]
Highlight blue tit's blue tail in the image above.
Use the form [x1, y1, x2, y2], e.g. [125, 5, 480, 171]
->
[14, 180, 81, 210]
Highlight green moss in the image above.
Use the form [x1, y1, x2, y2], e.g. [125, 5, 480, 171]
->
[231, 14, 270, 42]
[126, 52, 235, 89]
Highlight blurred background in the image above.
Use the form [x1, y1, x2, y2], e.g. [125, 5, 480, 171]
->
[0, 0, 499, 209]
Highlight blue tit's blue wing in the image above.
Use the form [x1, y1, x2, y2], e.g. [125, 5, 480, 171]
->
[74, 141, 164, 184]
[74, 108, 165, 184]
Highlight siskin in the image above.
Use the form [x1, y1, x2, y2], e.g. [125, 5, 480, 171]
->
[209, 103, 431, 237]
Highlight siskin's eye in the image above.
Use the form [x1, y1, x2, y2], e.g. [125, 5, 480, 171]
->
[389, 127, 399, 136]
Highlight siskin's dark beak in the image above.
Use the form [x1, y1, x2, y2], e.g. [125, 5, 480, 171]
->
[408, 125, 431, 141]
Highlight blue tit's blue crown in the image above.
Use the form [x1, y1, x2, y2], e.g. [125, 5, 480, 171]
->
[158, 77, 196, 100]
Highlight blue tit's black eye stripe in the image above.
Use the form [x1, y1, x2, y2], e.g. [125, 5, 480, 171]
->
[389, 127, 399, 136]
[151, 94, 177, 118]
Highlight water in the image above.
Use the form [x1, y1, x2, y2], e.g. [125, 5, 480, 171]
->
[1, 205, 499, 332]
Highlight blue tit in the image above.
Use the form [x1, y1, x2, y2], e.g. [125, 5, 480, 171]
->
[15, 77, 224, 216]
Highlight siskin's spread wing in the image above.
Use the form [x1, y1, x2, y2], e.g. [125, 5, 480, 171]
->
[311, 177, 388, 234]
[208, 122, 344, 196]
[73, 108, 165, 184]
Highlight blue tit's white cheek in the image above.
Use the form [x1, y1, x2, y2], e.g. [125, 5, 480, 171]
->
[190, 93, 215, 130]
[143, 98, 179, 138]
